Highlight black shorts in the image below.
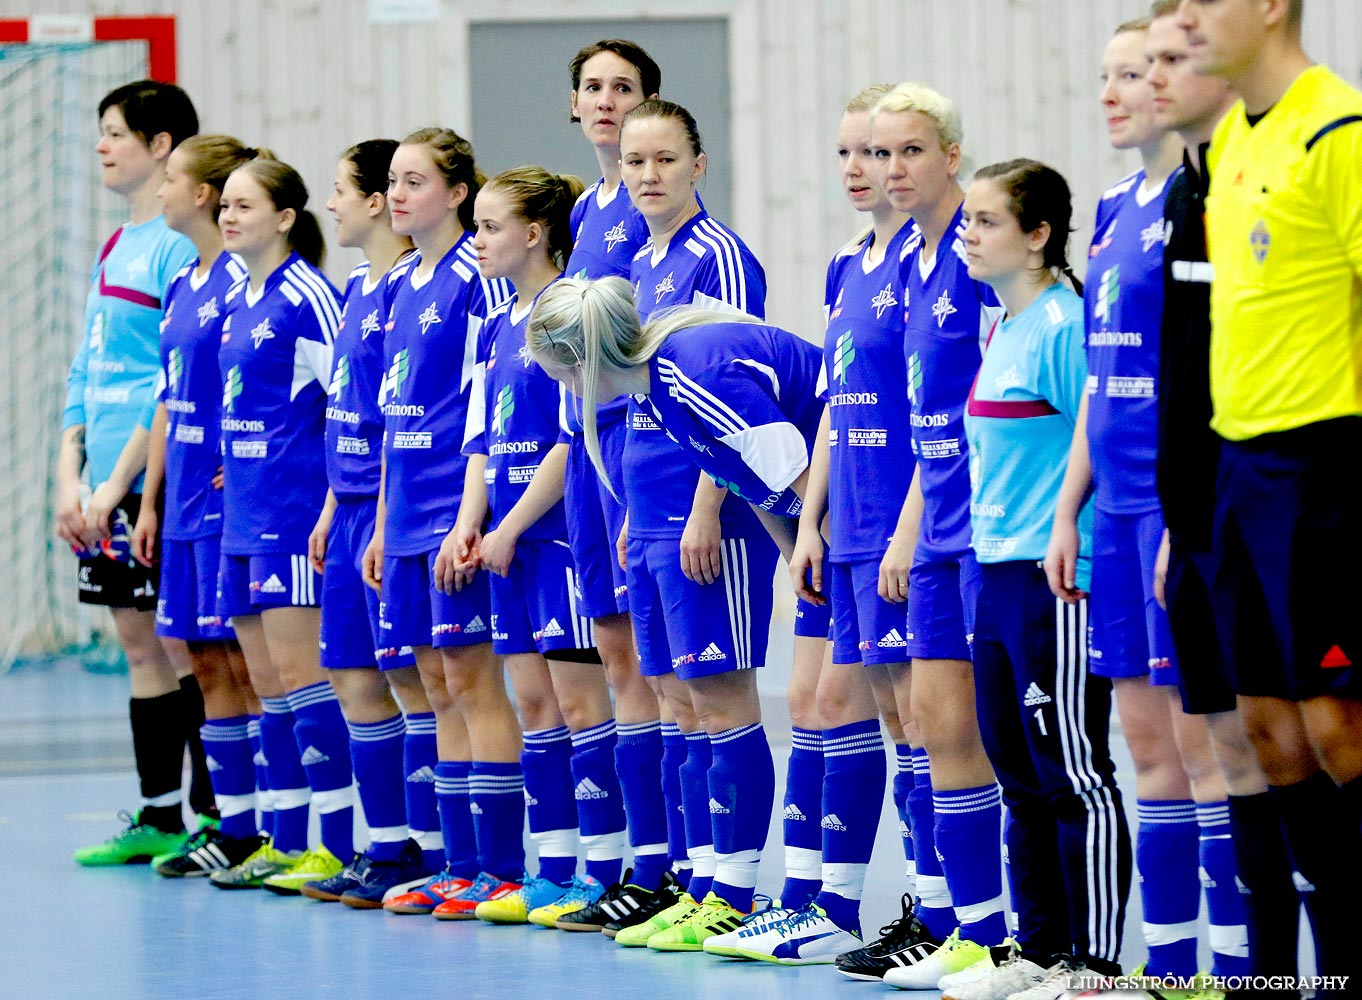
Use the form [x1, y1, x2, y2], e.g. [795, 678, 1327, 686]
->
[1163, 539, 1239, 716]
[1212, 418, 1362, 700]
[76, 492, 159, 612]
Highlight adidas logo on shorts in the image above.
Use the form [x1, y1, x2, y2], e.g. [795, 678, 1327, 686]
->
[540, 618, 565, 638]
[206, 756, 223, 772]
[708, 797, 731, 814]
[465, 616, 487, 633]
[821, 814, 848, 832]
[259, 574, 287, 595]
[1023, 682, 1052, 707]
[878, 629, 907, 648]
[523, 789, 538, 806]
[406, 766, 435, 783]
[1198, 866, 1216, 889]
[299, 746, 330, 765]
[574, 778, 609, 800]
[783, 803, 807, 822]
[698, 642, 726, 662]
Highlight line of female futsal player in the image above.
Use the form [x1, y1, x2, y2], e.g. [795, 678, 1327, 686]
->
[70, 10, 1317, 998]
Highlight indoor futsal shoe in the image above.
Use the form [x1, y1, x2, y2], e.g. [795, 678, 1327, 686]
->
[528, 874, 605, 927]
[1003, 956, 1089, 1000]
[262, 845, 343, 895]
[728, 901, 862, 965]
[73, 809, 189, 866]
[702, 898, 797, 958]
[149, 814, 218, 870]
[835, 892, 943, 982]
[155, 826, 266, 878]
[602, 870, 684, 939]
[940, 946, 1046, 1000]
[645, 891, 745, 952]
[613, 890, 700, 947]
[432, 872, 520, 920]
[475, 874, 571, 924]
[209, 841, 298, 889]
[882, 928, 991, 989]
[384, 868, 472, 915]
[556, 869, 662, 933]
[935, 941, 1024, 994]
[338, 840, 433, 909]
[300, 851, 372, 902]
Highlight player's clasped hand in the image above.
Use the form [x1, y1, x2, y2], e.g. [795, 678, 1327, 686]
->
[79, 481, 124, 550]
[790, 521, 826, 605]
[479, 527, 517, 578]
[878, 533, 913, 603]
[680, 506, 721, 585]
[434, 523, 482, 594]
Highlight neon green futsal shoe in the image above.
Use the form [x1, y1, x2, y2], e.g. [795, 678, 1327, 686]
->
[209, 840, 297, 889]
[73, 810, 189, 866]
[614, 892, 701, 947]
[149, 814, 219, 871]
[263, 846, 344, 895]
[646, 891, 746, 952]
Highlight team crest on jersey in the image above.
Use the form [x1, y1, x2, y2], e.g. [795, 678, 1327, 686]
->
[994, 364, 1023, 393]
[654, 272, 676, 303]
[493, 385, 514, 435]
[417, 302, 442, 335]
[1140, 220, 1165, 253]
[197, 296, 220, 328]
[1095, 266, 1119, 322]
[124, 253, 150, 279]
[1250, 220, 1270, 264]
[870, 283, 898, 320]
[833, 331, 855, 384]
[603, 222, 628, 252]
[360, 309, 381, 339]
[249, 318, 275, 348]
[931, 290, 957, 328]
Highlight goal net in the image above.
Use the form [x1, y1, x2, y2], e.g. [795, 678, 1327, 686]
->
[0, 39, 149, 672]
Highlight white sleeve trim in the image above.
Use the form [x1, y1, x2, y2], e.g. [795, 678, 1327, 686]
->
[292, 337, 334, 401]
[463, 360, 488, 450]
[716, 423, 809, 493]
[656, 357, 746, 437]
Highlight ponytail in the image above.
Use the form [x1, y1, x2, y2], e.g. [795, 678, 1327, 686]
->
[974, 158, 1078, 292]
[287, 210, 326, 268]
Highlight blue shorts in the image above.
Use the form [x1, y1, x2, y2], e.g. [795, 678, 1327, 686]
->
[1087, 508, 1178, 686]
[380, 547, 491, 654]
[564, 420, 629, 619]
[628, 532, 777, 681]
[156, 535, 233, 641]
[321, 498, 415, 670]
[217, 551, 320, 621]
[830, 559, 910, 665]
[793, 595, 831, 639]
[906, 548, 981, 662]
[489, 538, 594, 656]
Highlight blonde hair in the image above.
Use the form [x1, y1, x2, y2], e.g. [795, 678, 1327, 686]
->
[527, 277, 759, 490]
[845, 83, 894, 115]
[871, 82, 964, 150]
[483, 166, 586, 270]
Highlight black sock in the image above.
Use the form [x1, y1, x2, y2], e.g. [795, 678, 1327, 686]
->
[1338, 773, 1362, 837]
[129, 692, 187, 833]
[1227, 792, 1299, 980]
[179, 674, 216, 818]
[1269, 772, 1362, 994]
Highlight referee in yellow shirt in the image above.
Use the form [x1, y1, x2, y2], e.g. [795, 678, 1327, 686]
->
[1178, 0, 1361, 991]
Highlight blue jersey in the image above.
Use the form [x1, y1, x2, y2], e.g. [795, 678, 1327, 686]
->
[625, 211, 767, 539]
[1084, 168, 1178, 514]
[218, 254, 340, 555]
[902, 207, 1005, 556]
[563, 179, 653, 433]
[63, 216, 196, 489]
[465, 288, 571, 541]
[326, 260, 402, 498]
[965, 284, 1092, 587]
[646, 320, 823, 518]
[817, 220, 918, 561]
[156, 253, 247, 540]
[380, 236, 511, 556]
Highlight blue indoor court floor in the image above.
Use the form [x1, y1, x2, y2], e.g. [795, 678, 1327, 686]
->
[0, 654, 1265, 1000]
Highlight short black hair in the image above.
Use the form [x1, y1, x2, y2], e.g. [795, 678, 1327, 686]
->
[98, 80, 199, 151]
[569, 39, 661, 123]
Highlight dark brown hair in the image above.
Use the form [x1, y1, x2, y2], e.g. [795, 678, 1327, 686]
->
[975, 158, 1082, 294]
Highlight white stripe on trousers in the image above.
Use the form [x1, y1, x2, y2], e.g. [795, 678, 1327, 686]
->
[719, 539, 751, 669]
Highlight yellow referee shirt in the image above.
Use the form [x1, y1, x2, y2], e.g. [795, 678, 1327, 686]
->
[1205, 65, 1362, 441]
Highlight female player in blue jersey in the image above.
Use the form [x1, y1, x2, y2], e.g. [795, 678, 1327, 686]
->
[296, 139, 439, 906]
[953, 159, 1130, 1000]
[361, 129, 524, 920]
[209, 156, 356, 892]
[131, 134, 269, 877]
[441, 165, 622, 927]
[553, 39, 677, 933]
[1046, 16, 1234, 983]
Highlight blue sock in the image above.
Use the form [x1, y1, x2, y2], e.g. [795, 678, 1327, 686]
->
[814, 720, 885, 933]
[468, 761, 525, 882]
[909, 747, 955, 940]
[893, 744, 916, 891]
[346, 714, 407, 861]
[258, 698, 309, 853]
[935, 784, 1007, 945]
[570, 720, 627, 886]
[287, 682, 354, 860]
[1137, 799, 1201, 978]
[615, 721, 669, 888]
[522, 727, 578, 884]
[434, 761, 477, 878]
[199, 716, 256, 839]
[661, 723, 691, 888]
[1197, 800, 1249, 977]
[679, 730, 714, 899]
[247, 716, 273, 837]
[781, 727, 824, 909]
[709, 723, 774, 913]
[402, 712, 440, 869]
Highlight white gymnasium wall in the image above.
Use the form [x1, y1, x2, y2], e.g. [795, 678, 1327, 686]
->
[6, 0, 1360, 336]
